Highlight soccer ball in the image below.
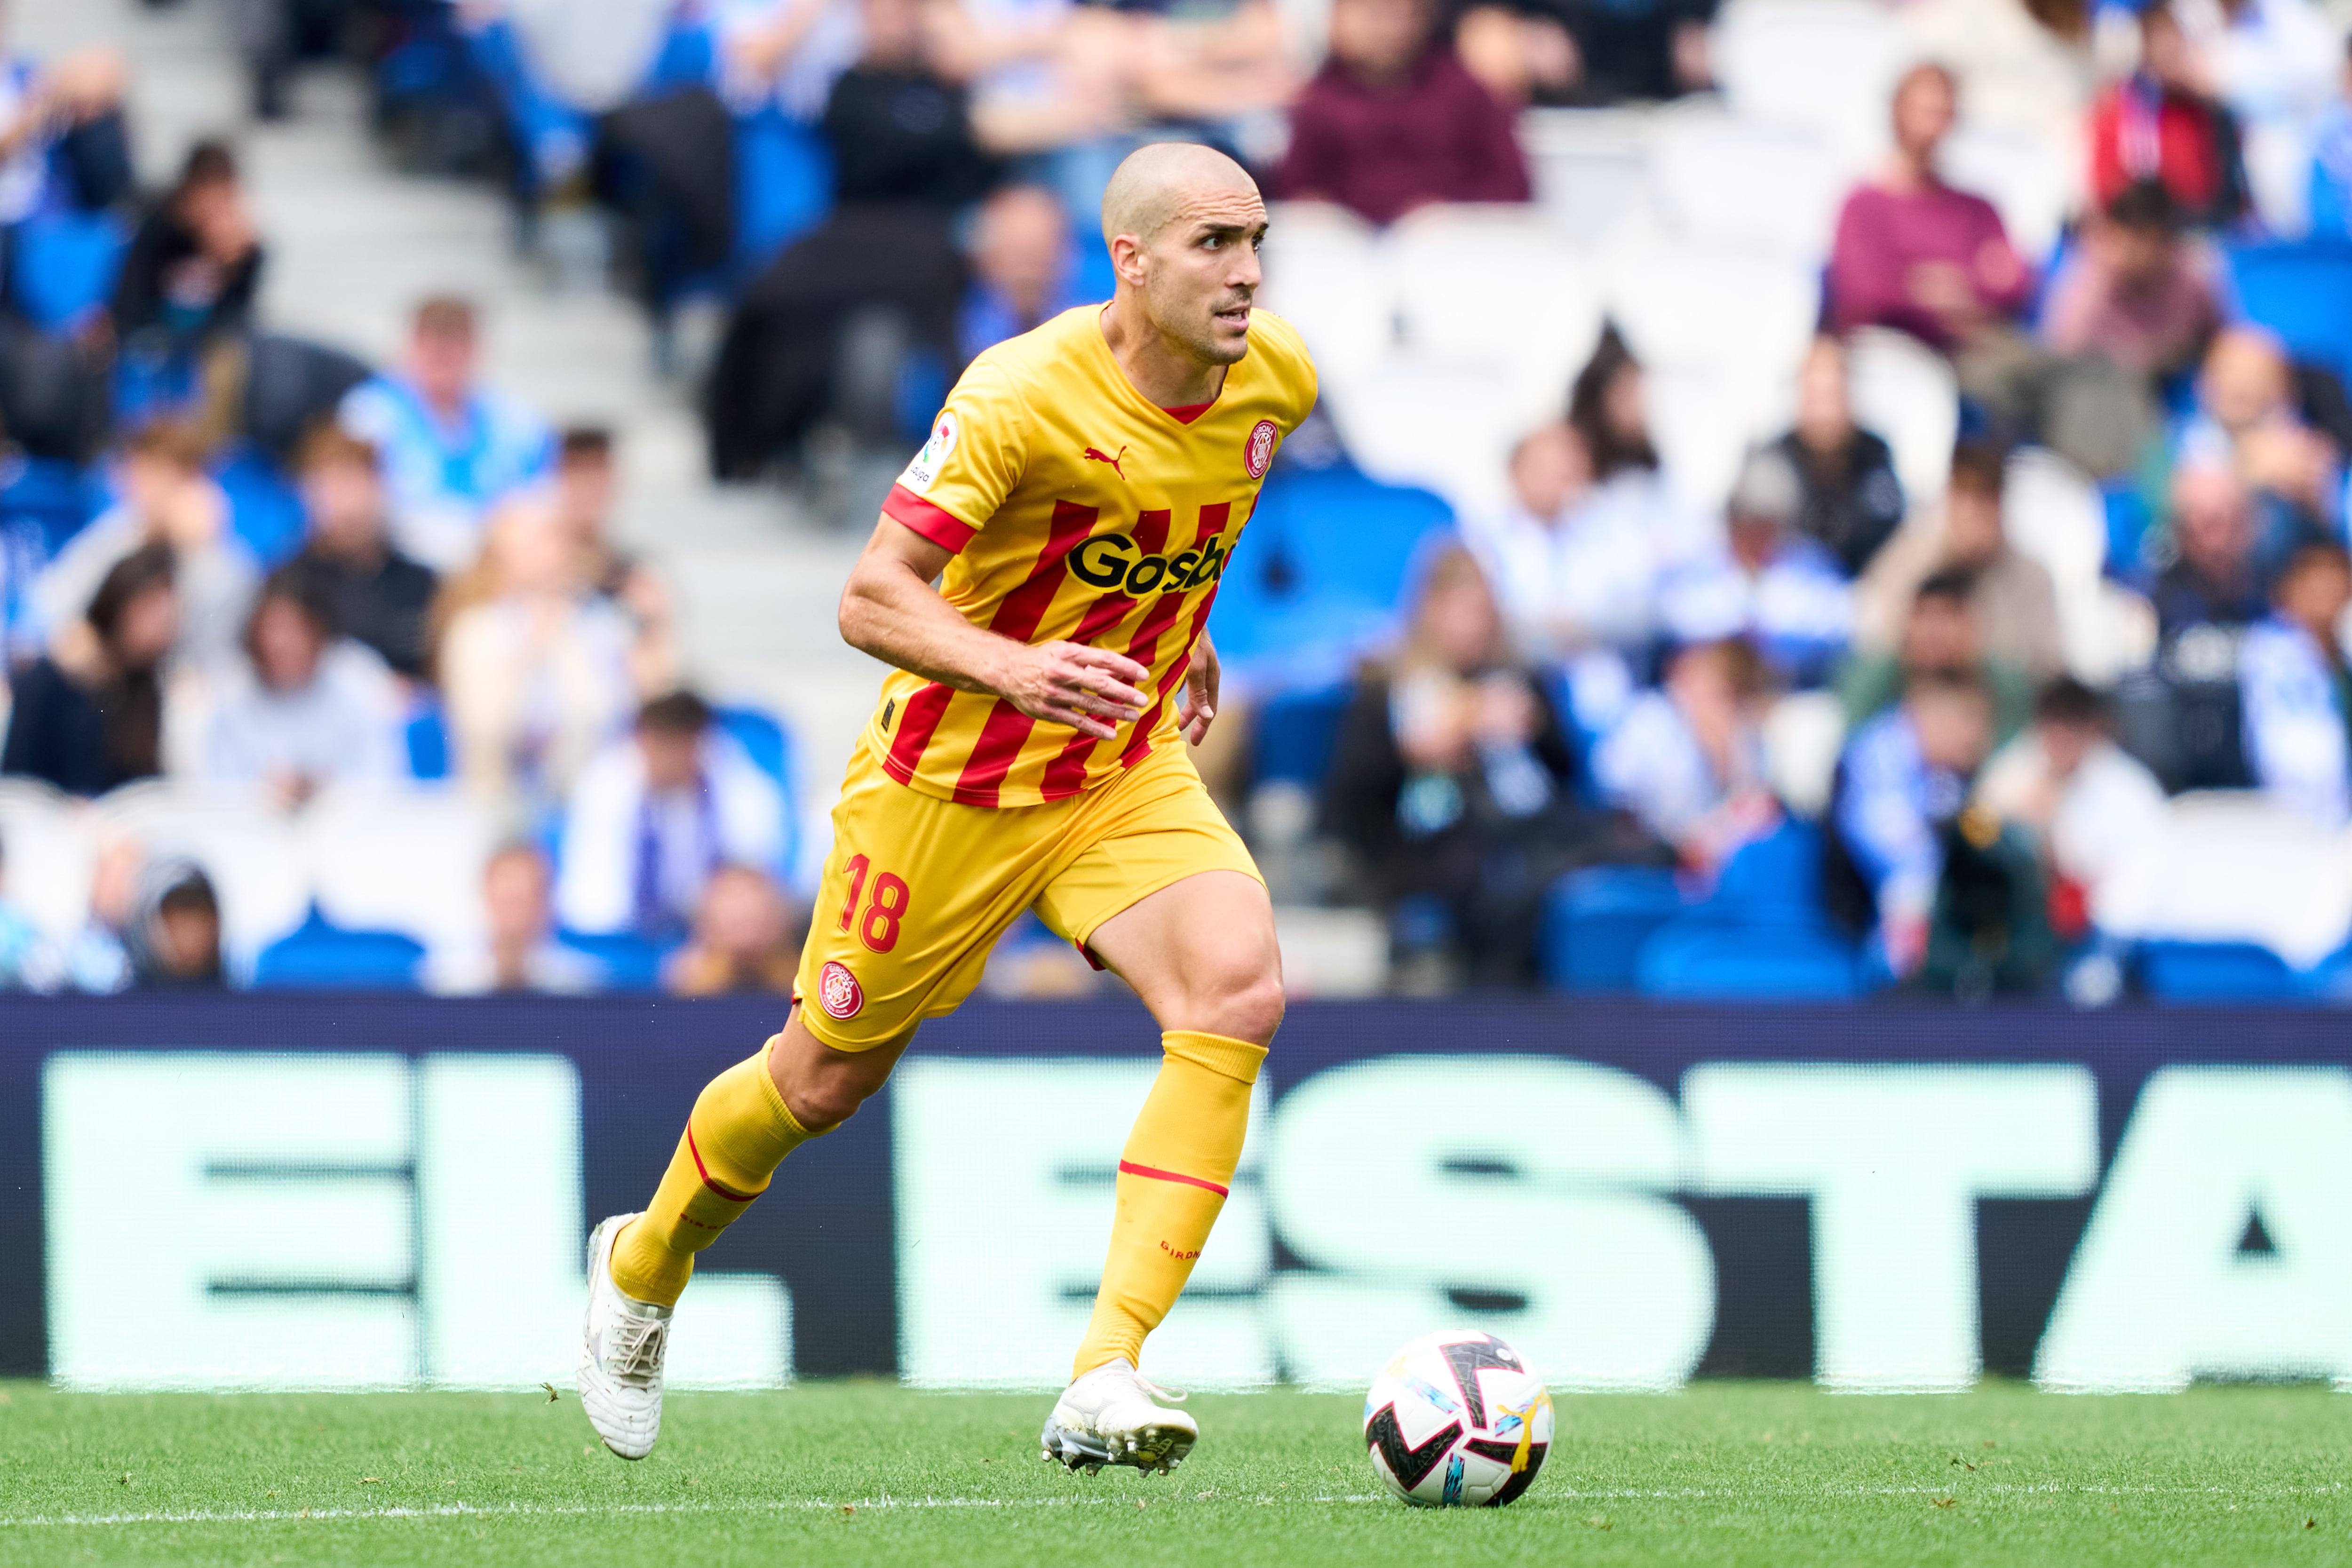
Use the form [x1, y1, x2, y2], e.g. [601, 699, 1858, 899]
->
[1363, 1329, 1553, 1508]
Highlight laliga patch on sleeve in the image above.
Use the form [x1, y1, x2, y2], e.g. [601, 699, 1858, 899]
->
[900, 411, 959, 494]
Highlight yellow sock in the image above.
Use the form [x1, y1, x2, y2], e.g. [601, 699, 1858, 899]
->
[1073, 1029, 1267, 1377]
[609, 1037, 818, 1306]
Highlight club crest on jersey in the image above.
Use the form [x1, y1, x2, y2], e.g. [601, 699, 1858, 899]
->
[817, 960, 864, 1020]
[900, 412, 958, 494]
[1068, 529, 1229, 596]
[1245, 419, 1279, 479]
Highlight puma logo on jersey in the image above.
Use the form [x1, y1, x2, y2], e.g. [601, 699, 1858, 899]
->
[1082, 445, 1128, 481]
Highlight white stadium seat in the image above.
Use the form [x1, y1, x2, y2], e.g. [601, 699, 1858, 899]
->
[1259, 203, 1393, 383]
[1389, 205, 1601, 418]
[1647, 108, 1846, 263]
[1843, 326, 1957, 510]
[1937, 120, 2076, 267]
[1603, 239, 1820, 384]
[1763, 690, 1848, 820]
[2003, 446, 2106, 591]
[91, 783, 311, 967]
[2091, 793, 2352, 968]
[1319, 355, 1522, 518]
[303, 784, 500, 951]
[1714, 0, 1907, 168]
[1518, 107, 1656, 247]
[0, 779, 94, 945]
[1641, 362, 1793, 511]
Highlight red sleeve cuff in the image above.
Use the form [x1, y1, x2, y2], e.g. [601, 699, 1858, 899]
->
[883, 485, 978, 554]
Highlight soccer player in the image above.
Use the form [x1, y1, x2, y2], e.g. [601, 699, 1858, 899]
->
[577, 143, 1316, 1472]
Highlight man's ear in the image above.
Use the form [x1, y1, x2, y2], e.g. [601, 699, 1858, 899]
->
[1108, 231, 1148, 288]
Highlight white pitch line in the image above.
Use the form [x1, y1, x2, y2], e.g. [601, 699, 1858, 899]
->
[1, 1480, 2343, 1529]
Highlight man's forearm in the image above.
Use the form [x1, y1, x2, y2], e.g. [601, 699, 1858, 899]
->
[840, 558, 1014, 697]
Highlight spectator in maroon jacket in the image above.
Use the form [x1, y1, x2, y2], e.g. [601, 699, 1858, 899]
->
[1273, 0, 1532, 227]
[2085, 1, 2249, 231]
[1826, 63, 2032, 357]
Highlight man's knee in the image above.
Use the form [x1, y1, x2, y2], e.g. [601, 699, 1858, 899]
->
[781, 1075, 870, 1134]
[1182, 939, 1286, 1045]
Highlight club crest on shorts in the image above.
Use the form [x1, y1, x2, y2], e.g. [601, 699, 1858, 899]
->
[1244, 419, 1279, 479]
[817, 960, 864, 1019]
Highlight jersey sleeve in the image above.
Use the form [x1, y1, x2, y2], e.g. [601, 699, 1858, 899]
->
[881, 358, 1029, 554]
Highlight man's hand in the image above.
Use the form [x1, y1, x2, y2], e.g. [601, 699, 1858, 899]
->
[998, 640, 1150, 740]
[1176, 633, 1220, 745]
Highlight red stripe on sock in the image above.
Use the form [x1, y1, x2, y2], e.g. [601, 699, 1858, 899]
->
[686, 1124, 760, 1202]
[1118, 1158, 1230, 1198]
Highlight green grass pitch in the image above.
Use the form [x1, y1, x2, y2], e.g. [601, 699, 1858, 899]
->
[6, 1380, 2352, 1566]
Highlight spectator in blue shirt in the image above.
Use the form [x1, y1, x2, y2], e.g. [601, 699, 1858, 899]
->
[1657, 446, 1853, 689]
[1590, 637, 1779, 876]
[959, 183, 1091, 361]
[2240, 538, 2352, 828]
[338, 296, 555, 573]
[1833, 667, 1996, 977]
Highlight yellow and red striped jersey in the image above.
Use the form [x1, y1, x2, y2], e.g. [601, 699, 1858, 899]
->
[870, 304, 1318, 808]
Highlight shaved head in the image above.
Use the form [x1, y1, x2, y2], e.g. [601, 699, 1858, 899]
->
[1100, 142, 1258, 247]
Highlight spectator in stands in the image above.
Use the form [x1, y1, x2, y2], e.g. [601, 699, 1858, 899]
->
[715, 0, 865, 123]
[1827, 63, 2032, 357]
[2239, 538, 2352, 828]
[1858, 442, 2064, 682]
[2308, 37, 2352, 237]
[2086, 2, 2249, 230]
[127, 860, 226, 991]
[664, 862, 802, 995]
[1453, 7, 1582, 109]
[423, 843, 605, 995]
[34, 418, 255, 674]
[2168, 0, 2334, 231]
[438, 493, 636, 810]
[1658, 447, 1853, 689]
[110, 140, 264, 362]
[0, 28, 130, 226]
[2, 545, 177, 798]
[0, 832, 56, 991]
[2153, 461, 2267, 641]
[960, 184, 1088, 360]
[554, 425, 679, 693]
[1765, 337, 1906, 580]
[704, 0, 995, 479]
[201, 568, 405, 807]
[2176, 327, 2340, 573]
[1557, 326, 1716, 629]
[1462, 422, 1616, 660]
[1833, 667, 1997, 977]
[59, 836, 140, 993]
[1324, 546, 1645, 988]
[2040, 181, 2221, 387]
[1591, 637, 1777, 876]
[1976, 676, 2169, 943]
[1273, 0, 1531, 226]
[339, 296, 556, 572]
[286, 428, 439, 683]
[1842, 567, 2035, 742]
[555, 689, 788, 938]
[1459, 0, 1711, 107]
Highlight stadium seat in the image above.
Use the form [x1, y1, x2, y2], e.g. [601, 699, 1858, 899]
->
[555, 928, 673, 991]
[1518, 107, 1654, 245]
[90, 783, 312, 970]
[1250, 683, 1355, 788]
[1646, 108, 1844, 263]
[251, 910, 427, 990]
[214, 443, 308, 567]
[1542, 865, 1691, 992]
[8, 211, 129, 334]
[1762, 691, 1846, 819]
[1938, 121, 2075, 268]
[1640, 360, 1787, 509]
[1258, 203, 1392, 383]
[1705, 817, 1830, 921]
[712, 702, 800, 876]
[1713, 0, 1904, 168]
[1389, 205, 1601, 416]
[1319, 355, 1526, 518]
[1635, 914, 1862, 1000]
[0, 778, 95, 945]
[733, 108, 834, 278]
[1843, 326, 1959, 509]
[2003, 446, 2153, 682]
[404, 697, 452, 780]
[2091, 792, 2352, 968]
[303, 784, 501, 951]
[1604, 241, 1820, 384]
[2226, 242, 2352, 389]
[0, 454, 105, 557]
[2137, 939, 2314, 1003]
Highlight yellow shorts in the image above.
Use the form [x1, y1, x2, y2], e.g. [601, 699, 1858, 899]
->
[792, 734, 1262, 1050]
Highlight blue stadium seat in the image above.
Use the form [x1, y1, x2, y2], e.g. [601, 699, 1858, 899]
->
[0, 455, 103, 557]
[1251, 683, 1353, 788]
[8, 210, 128, 334]
[713, 702, 799, 873]
[733, 110, 833, 278]
[1636, 915, 1861, 1000]
[556, 929, 675, 991]
[253, 912, 427, 990]
[2227, 241, 2352, 388]
[1542, 866, 1690, 993]
[405, 698, 452, 780]
[2138, 940, 2311, 1003]
[214, 443, 307, 566]
[1703, 819, 1827, 923]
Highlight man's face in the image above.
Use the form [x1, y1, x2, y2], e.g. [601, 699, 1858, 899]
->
[1509, 424, 1588, 519]
[1945, 485, 2004, 566]
[411, 326, 476, 408]
[2280, 557, 2352, 635]
[1912, 689, 1991, 776]
[977, 188, 1066, 315]
[2042, 717, 2093, 780]
[2095, 218, 2173, 287]
[1904, 596, 1977, 671]
[155, 902, 220, 978]
[2173, 468, 2248, 577]
[484, 852, 549, 944]
[556, 454, 614, 538]
[1128, 185, 1267, 368]
[1794, 341, 1850, 446]
[1892, 71, 1955, 162]
[302, 458, 384, 552]
[639, 726, 701, 793]
[1330, 0, 1429, 77]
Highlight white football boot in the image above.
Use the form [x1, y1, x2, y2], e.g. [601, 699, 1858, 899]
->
[576, 1214, 671, 1460]
[1040, 1359, 1198, 1475]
